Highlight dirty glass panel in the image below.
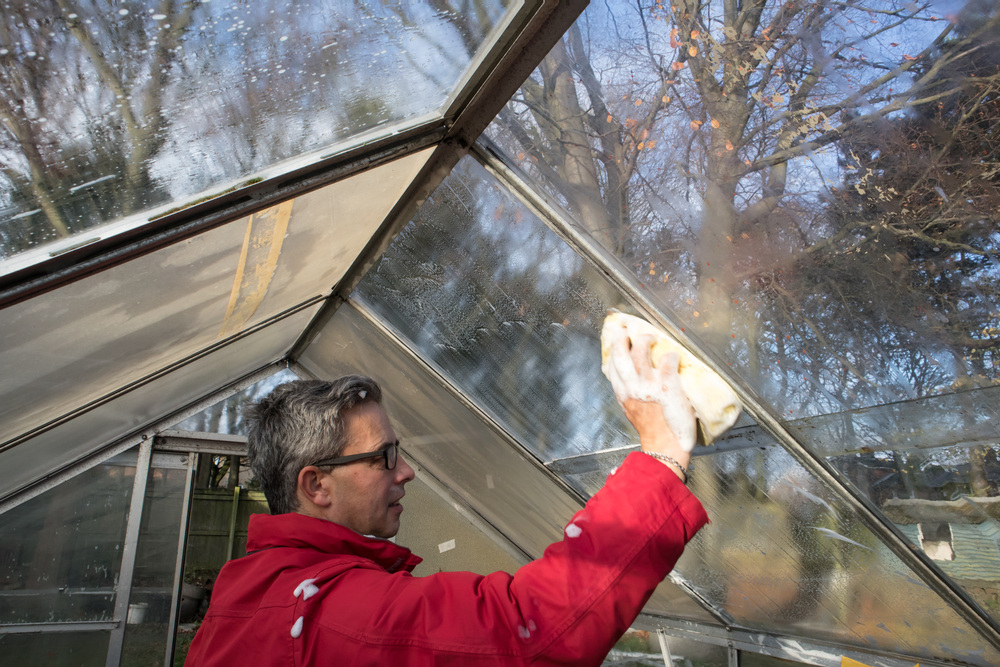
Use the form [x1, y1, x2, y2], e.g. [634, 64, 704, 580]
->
[120, 454, 187, 667]
[561, 438, 1000, 666]
[0, 305, 316, 503]
[355, 156, 641, 461]
[0, 0, 516, 264]
[0, 452, 135, 624]
[0, 630, 111, 667]
[486, 0, 1000, 628]
[0, 149, 427, 452]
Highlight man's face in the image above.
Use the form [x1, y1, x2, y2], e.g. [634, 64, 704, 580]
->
[321, 402, 414, 538]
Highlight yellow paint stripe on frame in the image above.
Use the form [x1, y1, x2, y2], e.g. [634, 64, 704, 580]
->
[219, 199, 294, 337]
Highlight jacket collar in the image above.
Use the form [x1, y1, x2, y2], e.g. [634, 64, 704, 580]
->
[246, 512, 423, 573]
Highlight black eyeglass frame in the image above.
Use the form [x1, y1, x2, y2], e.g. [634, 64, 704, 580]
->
[310, 441, 399, 470]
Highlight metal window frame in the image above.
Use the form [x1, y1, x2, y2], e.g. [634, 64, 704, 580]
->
[0, 621, 118, 635]
[163, 452, 196, 667]
[470, 138, 1000, 654]
[105, 439, 153, 667]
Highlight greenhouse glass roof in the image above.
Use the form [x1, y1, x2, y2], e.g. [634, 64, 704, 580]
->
[1, 1, 999, 666]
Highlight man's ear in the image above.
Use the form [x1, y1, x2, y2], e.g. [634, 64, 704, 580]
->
[297, 466, 333, 508]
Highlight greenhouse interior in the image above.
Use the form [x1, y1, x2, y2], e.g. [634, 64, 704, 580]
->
[1, 0, 999, 665]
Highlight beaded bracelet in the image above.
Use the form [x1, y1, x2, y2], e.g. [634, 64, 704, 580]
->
[643, 451, 689, 484]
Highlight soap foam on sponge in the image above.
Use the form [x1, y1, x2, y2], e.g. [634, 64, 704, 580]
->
[600, 311, 741, 447]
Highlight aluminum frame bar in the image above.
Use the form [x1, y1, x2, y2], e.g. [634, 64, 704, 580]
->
[0, 362, 285, 512]
[156, 431, 248, 457]
[472, 139, 1000, 652]
[106, 438, 153, 667]
[0, 621, 118, 634]
[164, 453, 195, 667]
[347, 295, 587, 508]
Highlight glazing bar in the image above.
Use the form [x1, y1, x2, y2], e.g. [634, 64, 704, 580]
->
[472, 138, 1000, 652]
[0, 621, 118, 634]
[106, 438, 153, 667]
[164, 453, 195, 667]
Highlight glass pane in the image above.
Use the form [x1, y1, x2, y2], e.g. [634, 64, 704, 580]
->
[0, 454, 135, 624]
[486, 0, 1000, 627]
[355, 155, 639, 461]
[0, 304, 317, 503]
[0, 149, 428, 451]
[0, 630, 110, 667]
[660, 634, 729, 667]
[0, 1, 517, 264]
[121, 456, 188, 667]
[173, 368, 299, 436]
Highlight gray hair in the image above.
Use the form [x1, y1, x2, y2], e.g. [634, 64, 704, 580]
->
[246, 375, 383, 515]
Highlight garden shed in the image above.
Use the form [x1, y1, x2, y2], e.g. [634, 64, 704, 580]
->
[1, 1, 999, 666]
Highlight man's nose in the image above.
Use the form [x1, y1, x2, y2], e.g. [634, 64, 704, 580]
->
[395, 453, 416, 485]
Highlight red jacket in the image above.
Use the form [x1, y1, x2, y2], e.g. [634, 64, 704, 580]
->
[184, 452, 708, 666]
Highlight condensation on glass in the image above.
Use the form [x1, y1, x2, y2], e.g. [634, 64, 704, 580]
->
[0, 1, 516, 264]
[0, 305, 317, 503]
[0, 149, 428, 453]
[355, 156, 644, 462]
[0, 451, 135, 625]
[484, 0, 1000, 628]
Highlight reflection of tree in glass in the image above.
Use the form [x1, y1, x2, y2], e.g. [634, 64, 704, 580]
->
[358, 158, 636, 460]
[486, 0, 1000, 420]
[0, 0, 507, 258]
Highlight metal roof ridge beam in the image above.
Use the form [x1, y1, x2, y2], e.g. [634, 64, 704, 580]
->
[471, 138, 1000, 653]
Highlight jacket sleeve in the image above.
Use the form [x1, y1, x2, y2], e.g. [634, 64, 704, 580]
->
[306, 451, 708, 666]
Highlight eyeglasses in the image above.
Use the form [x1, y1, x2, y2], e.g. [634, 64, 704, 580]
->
[311, 441, 399, 471]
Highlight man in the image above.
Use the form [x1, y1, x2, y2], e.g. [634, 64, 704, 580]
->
[185, 334, 707, 666]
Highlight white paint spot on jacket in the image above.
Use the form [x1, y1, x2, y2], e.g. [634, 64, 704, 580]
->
[565, 523, 582, 538]
[293, 578, 319, 600]
[518, 625, 531, 639]
[291, 616, 304, 638]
